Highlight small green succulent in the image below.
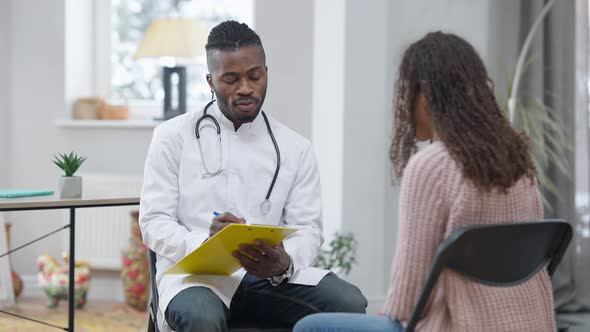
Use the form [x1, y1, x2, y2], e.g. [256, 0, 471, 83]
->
[53, 152, 87, 177]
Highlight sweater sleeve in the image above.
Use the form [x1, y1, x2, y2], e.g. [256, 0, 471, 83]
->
[383, 146, 450, 321]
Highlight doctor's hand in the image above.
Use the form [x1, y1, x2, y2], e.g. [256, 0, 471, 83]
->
[233, 240, 291, 279]
[209, 212, 245, 238]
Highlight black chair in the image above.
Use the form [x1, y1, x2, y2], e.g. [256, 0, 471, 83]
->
[147, 249, 158, 332]
[404, 220, 572, 332]
[147, 249, 292, 332]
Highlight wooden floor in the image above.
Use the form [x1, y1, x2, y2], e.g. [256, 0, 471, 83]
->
[0, 297, 147, 331]
[3, 297, 588, 332]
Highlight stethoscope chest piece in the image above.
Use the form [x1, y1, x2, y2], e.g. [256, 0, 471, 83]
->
[260, 199, 272, 215]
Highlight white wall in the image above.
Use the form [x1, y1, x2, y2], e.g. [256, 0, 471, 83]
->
[312, 0, 346, 243]
[65, 0, 94, 107]
[487, 1, 521, 101]
[254, 0, 314, 139]
[9, 0, 68, 275]
[340, 0, 391, 310]
[0, 0, 11, 188]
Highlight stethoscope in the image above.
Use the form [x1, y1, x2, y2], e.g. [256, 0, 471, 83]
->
[195, 99, 281, 216]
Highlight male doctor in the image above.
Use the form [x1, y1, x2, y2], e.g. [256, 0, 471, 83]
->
[140, 20, 367, 332]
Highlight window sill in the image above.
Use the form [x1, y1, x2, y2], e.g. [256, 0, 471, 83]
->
[55, 119, 160, 129]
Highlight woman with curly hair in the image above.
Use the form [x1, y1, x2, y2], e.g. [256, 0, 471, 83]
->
[294, 31, 556, 332]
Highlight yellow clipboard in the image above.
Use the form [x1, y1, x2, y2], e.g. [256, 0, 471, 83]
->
[165, 224, 298, 275]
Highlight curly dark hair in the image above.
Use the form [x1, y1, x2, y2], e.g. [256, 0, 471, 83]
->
[390, 31, 537, 191]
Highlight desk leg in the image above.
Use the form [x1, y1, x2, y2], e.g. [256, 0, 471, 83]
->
[68, 208, 76, 331]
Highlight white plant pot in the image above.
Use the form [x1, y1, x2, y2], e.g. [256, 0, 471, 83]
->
[58, 176, 82, 198]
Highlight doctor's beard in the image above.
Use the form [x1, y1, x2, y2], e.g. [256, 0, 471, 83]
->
[216, 93, 266, 125]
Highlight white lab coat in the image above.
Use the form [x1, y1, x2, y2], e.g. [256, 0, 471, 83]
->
[139, 102, 329, 331]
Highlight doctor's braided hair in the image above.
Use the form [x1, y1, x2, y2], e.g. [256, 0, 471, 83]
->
[389, 31, 536, 192]
[206, 20, 264, 53]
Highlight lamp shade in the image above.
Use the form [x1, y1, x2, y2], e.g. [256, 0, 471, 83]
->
[134, 18, 207, 59]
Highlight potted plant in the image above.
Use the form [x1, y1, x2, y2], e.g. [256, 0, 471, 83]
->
[315, 232, 357, 276]
[53, 152, 86, 198]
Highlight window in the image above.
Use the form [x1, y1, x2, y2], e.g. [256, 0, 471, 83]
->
[98, 0, 253, 113]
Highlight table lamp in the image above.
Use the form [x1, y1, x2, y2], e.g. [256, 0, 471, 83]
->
[134, 18, 207, 120]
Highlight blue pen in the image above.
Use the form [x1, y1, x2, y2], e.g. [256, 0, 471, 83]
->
[213, 211, 220, 216]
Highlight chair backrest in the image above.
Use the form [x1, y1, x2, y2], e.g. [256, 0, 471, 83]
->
[404, 220, 572, 332]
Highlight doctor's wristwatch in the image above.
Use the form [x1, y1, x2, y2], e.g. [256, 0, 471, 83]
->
[270, 256, 294, 286]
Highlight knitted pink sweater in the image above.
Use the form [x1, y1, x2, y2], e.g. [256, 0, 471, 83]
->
[383, 142, 556, 331]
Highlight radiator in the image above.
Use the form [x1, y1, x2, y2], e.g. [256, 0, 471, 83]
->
[64, 174, 143, 270]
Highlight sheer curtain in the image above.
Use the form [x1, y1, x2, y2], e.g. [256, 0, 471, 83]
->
[517, 0, 589, 312]
[571, 0, 590, 311]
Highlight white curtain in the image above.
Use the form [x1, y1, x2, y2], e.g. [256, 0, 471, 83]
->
[518, 0, 590, 312]
[572, 0, 590, 311]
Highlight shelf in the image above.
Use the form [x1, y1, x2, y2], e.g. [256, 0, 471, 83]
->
[55, 119, 160, 129]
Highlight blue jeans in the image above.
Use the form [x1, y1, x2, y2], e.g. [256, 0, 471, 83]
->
[294, 313, 403, 332]
[165, 272, 367, 332]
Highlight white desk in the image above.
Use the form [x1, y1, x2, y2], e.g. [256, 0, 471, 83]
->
[0, 194, 140, 331]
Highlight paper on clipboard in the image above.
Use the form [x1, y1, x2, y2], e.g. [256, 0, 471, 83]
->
[165, 223, 298, 275]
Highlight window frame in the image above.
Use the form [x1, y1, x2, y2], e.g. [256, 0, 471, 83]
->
[93, 0, 255, 117]
[94, 0, 112, 100]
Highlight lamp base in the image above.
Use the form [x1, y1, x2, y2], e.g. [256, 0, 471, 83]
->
[157, 66, 187, 121]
